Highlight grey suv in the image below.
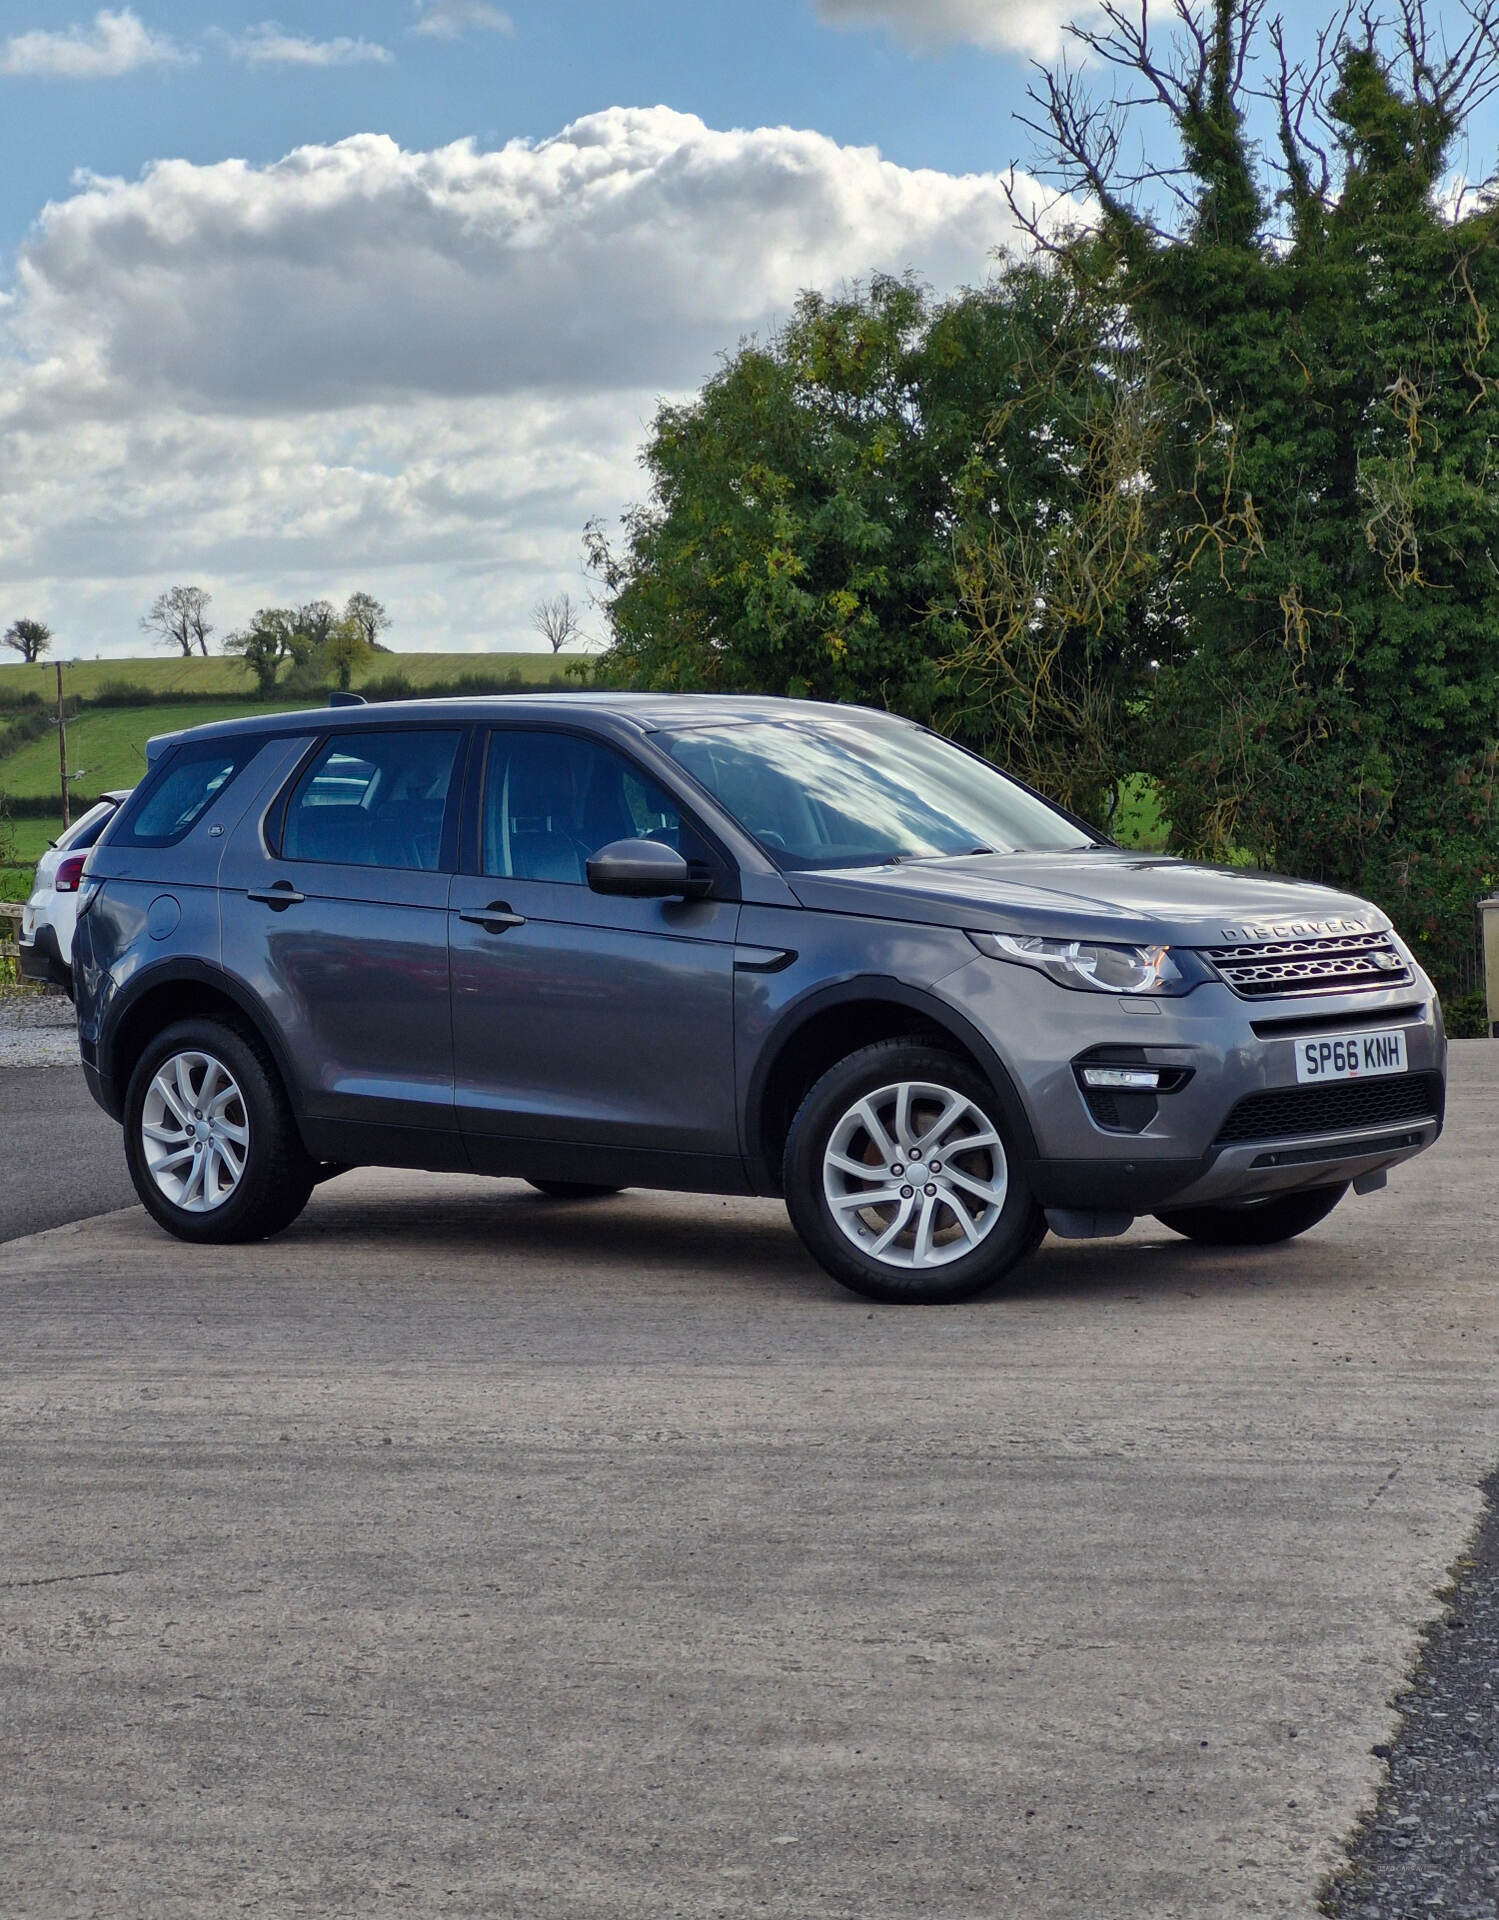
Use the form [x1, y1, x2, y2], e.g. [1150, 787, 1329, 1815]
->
[72, 694, 1445, 1303]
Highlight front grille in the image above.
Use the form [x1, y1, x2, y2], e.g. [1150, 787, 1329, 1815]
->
[1201, 930, 1413, 998]
[1250, 1001, 1425, 1040]
[1215, 1072, 1444, 1145]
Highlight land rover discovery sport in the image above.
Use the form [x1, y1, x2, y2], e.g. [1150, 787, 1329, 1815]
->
[70, 695, 1446, 1303]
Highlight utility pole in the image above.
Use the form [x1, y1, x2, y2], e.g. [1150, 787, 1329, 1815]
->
[55, 659, 70, 831]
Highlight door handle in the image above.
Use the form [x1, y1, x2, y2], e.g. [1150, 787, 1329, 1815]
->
[247, 884, 305, 908]
[458, 903, 526, 932]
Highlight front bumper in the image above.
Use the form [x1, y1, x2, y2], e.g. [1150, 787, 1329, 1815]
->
[935, 958, 1445, 1217]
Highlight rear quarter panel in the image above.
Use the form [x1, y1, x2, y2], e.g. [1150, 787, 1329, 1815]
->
[77, 738, 310, 1089]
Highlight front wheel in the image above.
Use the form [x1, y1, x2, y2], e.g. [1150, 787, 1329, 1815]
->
[123, 1019, 314, 1244]
[783, 1040, 1043, 1305]
[1154, 1184, 1348, 1246]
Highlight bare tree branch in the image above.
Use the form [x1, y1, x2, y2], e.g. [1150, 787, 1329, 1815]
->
[140, 586, 213, 658]
[531, 591, 583, 654]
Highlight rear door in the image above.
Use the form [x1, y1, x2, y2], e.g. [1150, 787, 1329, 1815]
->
[220, 724, 466, 1159]
[448, 726, 743, 1181]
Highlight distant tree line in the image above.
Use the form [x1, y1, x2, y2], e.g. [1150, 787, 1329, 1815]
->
[582, 0, 1499, 1012]
[224, 592, 393, 695]
[1, 589, 396, 696]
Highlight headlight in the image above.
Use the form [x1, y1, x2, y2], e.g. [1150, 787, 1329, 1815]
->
[968, 929, 1187, 995]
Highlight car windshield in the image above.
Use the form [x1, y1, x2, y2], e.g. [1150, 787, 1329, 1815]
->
[659, 716, 1095, 871]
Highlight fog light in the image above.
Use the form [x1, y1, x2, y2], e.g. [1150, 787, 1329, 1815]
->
[1079, 1066, 1164, 1091]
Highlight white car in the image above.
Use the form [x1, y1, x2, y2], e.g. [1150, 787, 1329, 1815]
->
[19, 790, 132, 998]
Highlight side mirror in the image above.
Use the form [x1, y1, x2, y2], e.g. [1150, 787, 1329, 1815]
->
[586, 838, 711, 899]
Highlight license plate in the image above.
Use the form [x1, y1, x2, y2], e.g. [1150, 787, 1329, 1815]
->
[1294, 1029, 1408, 1083]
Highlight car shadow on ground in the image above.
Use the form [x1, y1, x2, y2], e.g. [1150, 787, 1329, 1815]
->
[248, 1174, 1359, 1313]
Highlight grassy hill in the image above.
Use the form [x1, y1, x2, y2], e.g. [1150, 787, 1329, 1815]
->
[0, 649, 582, 702]
[0, 699, 270, 801]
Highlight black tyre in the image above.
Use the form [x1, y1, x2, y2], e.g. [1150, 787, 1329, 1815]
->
[1154, 1183, 1348, 1246]
[525, 1179, 624, 1200]
[123, 1018, 315, 1244]
[783, 1039, 1043, 1305]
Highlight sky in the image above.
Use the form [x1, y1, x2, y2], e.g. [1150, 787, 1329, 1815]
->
[0, 0, 1493, 660]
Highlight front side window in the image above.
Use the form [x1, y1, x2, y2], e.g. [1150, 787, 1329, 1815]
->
[280, 729, 462, 871]
[118, 740, 258, 849]
[480, 730, 689, 883]
[660, 716, 1095, 871]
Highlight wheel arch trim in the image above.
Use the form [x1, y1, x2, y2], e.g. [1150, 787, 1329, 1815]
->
[98, 958, 306, 1125]
[743, 975, 1039, 1191]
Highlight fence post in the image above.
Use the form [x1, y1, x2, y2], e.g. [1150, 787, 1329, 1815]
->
[1483, 896, 1499, 1038]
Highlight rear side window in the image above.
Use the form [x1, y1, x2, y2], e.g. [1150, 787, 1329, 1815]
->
[57, 800, 118, 852]
[116, 740, 258, 849]
[280, 729, 462, 871]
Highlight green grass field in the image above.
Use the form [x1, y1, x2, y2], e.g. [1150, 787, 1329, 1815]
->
[0, 700, 270, 800]
[7, 817, 63, 862]
[0, 817, 64, 901]
[0, 649, 582, 703]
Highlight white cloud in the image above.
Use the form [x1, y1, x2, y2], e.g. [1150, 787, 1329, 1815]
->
[412, 0, 515, 40]
[0, 109, 1052, 654]
[9, 109, 1042, 413]
[0, 8, 187, 79]
[817, 0, 1092, 60]
[224, 25, 394, 68]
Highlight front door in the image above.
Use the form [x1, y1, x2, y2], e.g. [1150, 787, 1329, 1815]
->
[220, 724, 465, 1162]
[449, 727, 742, 1186]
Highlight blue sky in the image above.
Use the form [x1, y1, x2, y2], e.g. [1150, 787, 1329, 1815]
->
[0, 0, 1494, 660]
[0, 1, 1035, 260]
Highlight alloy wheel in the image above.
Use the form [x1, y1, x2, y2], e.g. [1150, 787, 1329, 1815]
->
[140, 1050, 250, 1213]
[821, 1078, 1009, 1270]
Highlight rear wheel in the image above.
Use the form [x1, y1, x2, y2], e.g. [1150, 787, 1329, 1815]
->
[124, 1018, 314, 1244]
[783, 1040, 1043, 1305]
[1154, 1184, 1347, 1246]
[525, 1179, 624, 1200]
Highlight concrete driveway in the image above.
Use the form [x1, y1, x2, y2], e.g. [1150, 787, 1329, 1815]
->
[2, 1047, 1496, 1920]
[0, 1067, 138, 1243]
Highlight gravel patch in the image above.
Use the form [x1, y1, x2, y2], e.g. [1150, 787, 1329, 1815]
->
[1323, 1468, 1499, 1919]
[0, 993, 80, 1067]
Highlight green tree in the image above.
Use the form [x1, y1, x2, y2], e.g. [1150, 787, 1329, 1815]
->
[3, 618, 52, 663]
[319, 619, 372, 691]
[296, 600, 338, 652]
[587, 277, 954, 722]
[587, 270, 1158, 821]
[343, 591, 392, 652]
[225, 608, 301, 696]
[938, 253, 1179, 818]
[1026, 0, 1499, 991]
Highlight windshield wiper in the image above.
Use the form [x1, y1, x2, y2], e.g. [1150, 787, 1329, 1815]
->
[882, 845, 1000, 866]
